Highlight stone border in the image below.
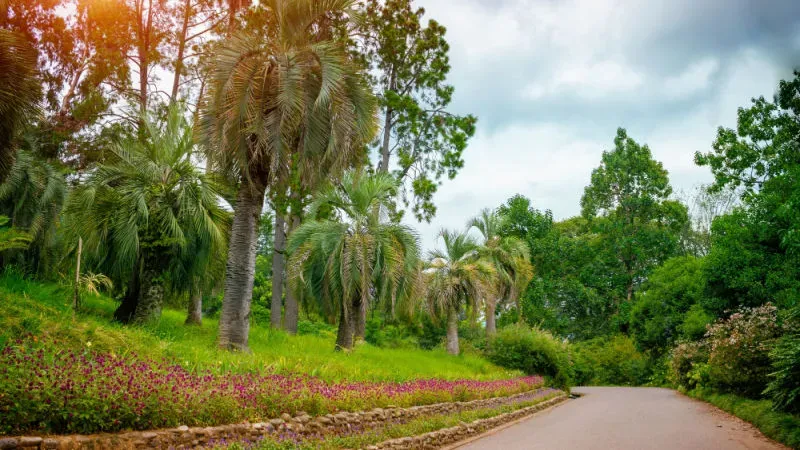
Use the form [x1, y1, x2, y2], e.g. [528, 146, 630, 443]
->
[0, 388, 558, 449]
[367, 394, 568, 450]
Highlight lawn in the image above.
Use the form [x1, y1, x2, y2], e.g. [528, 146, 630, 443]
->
[0, 272, 517, 383]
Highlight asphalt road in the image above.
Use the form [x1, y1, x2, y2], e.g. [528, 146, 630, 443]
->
[456, 387, 787, 450]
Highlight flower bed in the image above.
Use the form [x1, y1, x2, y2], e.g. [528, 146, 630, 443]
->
[0, 340, 544, 435]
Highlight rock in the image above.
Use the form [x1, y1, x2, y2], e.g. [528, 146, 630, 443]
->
[0, 438, 17, 450]
[18, 437, 42, 448]
[177, 425, 189, 432]
[269, 418, 284, 427]
[140, 432, 158, 440]
[316, 416, 332, 425]
[42, 439, 59, 450]
[280, 413, 292, 421]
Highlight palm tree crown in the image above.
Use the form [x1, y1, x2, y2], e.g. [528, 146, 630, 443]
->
[425, 228, 495, 355]
[287, 170, 420, 350]
[66, 106, 229, 324]
[469, 208, 533, 332]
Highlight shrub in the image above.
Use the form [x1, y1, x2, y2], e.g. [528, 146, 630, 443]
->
[679, 304, 713, 340]
[365, 318, 419, 348]
[571, 334, 649, 386]
[765, 306, 800, 413]
[705, 303, 783, 397]
[485, 325, 571, 388]
[669, 340, 709, 389]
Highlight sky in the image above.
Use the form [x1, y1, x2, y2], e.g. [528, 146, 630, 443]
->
[403, 0, 800, 251]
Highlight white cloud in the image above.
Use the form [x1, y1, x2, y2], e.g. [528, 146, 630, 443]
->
[404, 0, 800, 252]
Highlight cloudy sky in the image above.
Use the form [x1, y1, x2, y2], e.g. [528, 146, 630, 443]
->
[402, 0, 800, 251]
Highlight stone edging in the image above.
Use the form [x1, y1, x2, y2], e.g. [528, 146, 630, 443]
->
[366, 394, 568, 450]
[0, 388, 557, 449]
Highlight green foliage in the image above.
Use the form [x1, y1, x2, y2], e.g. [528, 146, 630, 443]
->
[365, 317, 419, 349]
[687, 388, 800, 449]
[0, 215, 32, 252]
[287, 171, 421, 348]
[425, 229, 494, 319]
[697, 72, 800, 314]
[630, 256, 706, 355]
[64, 106, 229, 321]
[485, 325, 572, 388]
[571, 334, 649, 386]
[359, 0, 476, 222]
[0, 149, 66, 276]
[680, 304, 713, 341]
[765, 306, 800, 413]
[496, 194, 553, 242]
[0, 29, 41, 180]
[705, 304, 784, 397]
[582, 128, 688, 306]
[0, 273, 517, 382]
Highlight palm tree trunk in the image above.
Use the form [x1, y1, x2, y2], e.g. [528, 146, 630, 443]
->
[283, 214, 300, 334]
[218, 177, 267, 351]
[485, 300, 497, 336]
[185, 284, 202, 326]
[354, 297, 366, 342]
[335, 301, 355, 351]
[446, 307, 460, 355]
[270, 214, 286, 329]
[132, 266, 164, 324]
[114, 254, 142, 323]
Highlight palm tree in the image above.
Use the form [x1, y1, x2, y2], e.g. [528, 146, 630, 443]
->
[0, 29, 41, 182]
[425, 229, 495, 355]
[66, 105, 229, 324]
[0, 147, 66, 276]
[469, 208, 533, 334]
[286, 171, 420, 351]
[198, 0, 377, 350]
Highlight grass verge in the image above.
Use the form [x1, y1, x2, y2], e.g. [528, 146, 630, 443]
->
[687, 388, 800, 449]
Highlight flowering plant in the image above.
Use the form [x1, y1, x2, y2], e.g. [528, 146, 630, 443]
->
[0, 340, 544, 435]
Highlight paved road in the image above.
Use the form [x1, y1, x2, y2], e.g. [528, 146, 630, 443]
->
[456, 387, 787, 450]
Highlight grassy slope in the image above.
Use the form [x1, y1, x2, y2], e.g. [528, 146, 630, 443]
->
[0, 273, 516, 382]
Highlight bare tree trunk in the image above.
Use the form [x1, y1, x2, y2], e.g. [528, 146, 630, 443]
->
[73, 237, 82, 313]
[185, 284, 202, 326]
[283, 215, 300, 334]
[446, 307, 460, 355]
[335, 301, 354, 351]
[218, 176, 266, 351]
[132, 266, 164, 324]
[170, 0, 192, 102]
[485, 300, 496, 336]
[270, 214, 286, 329]
[379, 107, 393, 172]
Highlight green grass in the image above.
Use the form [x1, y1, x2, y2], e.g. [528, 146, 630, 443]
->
[687, 388, 800, 449]
[0, 272, 517, 382]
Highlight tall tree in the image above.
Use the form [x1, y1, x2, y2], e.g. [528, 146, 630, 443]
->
[695, 72, 800, 313]
[581, 128, 688, 305]
[359, 0, 476, 222]
[468, 208, 532, 335]
[425, 229, 494, 355]
[199, 0, 377, 350]
[287, 171, 421, 350]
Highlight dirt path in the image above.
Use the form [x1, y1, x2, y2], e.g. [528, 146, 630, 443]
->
[455, 387, 787, 450]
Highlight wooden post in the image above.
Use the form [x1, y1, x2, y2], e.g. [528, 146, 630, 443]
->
[73, 237, 82, 313]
